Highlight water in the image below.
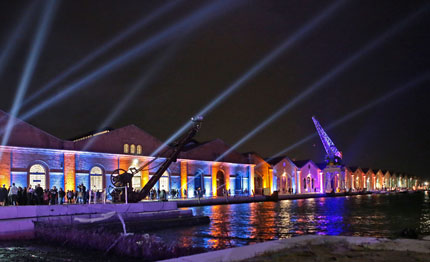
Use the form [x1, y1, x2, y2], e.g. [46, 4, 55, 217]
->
[1, 192, 429, 261]
[154, 192, 430, 250]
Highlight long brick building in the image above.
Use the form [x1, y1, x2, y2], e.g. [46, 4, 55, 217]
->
[0, 110, 254, 198]
[0, 110, 420, 199]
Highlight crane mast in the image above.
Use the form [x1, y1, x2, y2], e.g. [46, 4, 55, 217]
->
[312, 116, 342, 165]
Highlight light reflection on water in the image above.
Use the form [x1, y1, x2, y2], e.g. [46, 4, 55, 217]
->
[153, 192, 430, 250]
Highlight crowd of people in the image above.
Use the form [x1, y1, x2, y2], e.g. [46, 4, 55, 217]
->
[0, 183, 106, 206]
[0, 182, 250, 206]
[148, 188, 181, 200]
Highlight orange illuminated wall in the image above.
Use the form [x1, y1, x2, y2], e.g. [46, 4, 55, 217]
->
[212, 164, 218, 196]
[180, 161, 187, 195]
[224, 166, 230, 192]
[119, 156, 131, 172]
[0, 150, 11, 187]
[268, 168, 273, 193]
[262, 170, 267, 188]
[142, 166, 149, 187]
[64, 153, 76, 191]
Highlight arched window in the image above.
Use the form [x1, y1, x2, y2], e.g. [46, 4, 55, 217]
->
[90, 166, 104, 191]
[235, 173, 243, 194]
[124, 144, 129, 154]
[194, 170, 203, 194]
[130, 144, 136, 154]
[137, 145, 142, 155]
[160, 171, 169, 192]
[29, 164, 47, 189]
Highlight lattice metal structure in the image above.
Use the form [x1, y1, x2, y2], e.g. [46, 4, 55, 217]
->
[312, 116, 342, 164]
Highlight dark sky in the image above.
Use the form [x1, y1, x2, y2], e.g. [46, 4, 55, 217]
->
[0, 1, 429, 179]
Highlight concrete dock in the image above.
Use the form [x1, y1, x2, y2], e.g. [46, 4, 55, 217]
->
[0, 202, 178, 239]
[160, 235, 430, 262]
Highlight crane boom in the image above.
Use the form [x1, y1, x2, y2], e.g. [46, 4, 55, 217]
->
[312, 116, 342, 163]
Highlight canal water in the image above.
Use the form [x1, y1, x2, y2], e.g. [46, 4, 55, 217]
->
[155, 192, 430, 250]
[1, 192, 429, 261]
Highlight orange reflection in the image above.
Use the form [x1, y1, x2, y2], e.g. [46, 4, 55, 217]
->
[208, 205, 233, 249]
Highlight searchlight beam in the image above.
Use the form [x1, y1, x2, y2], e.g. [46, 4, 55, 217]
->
[22, 0, 183, 106]
[1, 0, 59, 147]
[151, 0, 345, 157]
[18, 0, 243, 123]
[215, 4, 430, 162]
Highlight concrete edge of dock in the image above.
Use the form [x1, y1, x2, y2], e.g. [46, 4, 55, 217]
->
[159, 235, 430, 262]
[0, 201, 179, 239]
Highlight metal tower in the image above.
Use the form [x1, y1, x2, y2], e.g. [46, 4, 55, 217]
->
[312, 116, 342, 165]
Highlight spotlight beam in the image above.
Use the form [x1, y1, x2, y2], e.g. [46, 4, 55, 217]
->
[18, 0, 243, 123]
[81, 44, 180, 151]
[266, 73, 430, 163]
[22, 0, 182, 106]
[1, 0, 59, 147]
[0, 1, 37, 77]
[150, 1, 345, 157]
[215, 4, 430, 162]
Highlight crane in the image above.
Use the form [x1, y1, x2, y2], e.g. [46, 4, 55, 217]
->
[312, 116, 342, 165]
[109, 116, 203, 203]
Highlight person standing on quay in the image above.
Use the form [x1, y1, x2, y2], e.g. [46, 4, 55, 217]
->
[35, 184, 43, 205]
[9, 183, 18, 205]
[58, 188, 65, 204]
[0, 184, 7, 206]
[27, 185, 33, 205]
[66, 190, 73, 204]
[50, 186, 58, 205]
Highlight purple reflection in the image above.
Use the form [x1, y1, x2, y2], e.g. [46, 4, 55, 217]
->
[150, 193, 429, 251]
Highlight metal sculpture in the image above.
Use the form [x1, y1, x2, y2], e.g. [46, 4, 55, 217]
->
[109, 116, 203, 203]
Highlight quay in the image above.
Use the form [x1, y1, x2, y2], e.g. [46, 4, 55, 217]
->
[171, 190, 410, 207]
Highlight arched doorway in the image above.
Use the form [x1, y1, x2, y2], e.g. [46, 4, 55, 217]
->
[306, 175, 311, 192]
[330, 177, 335, 192]
[281, 173, 287, 193]
[216, 171, 225, 196]
[254, 174, 262, 195]
[29, 163, 47, 189]
[89, 166, 104, 191]
[159, 171, 169, 192]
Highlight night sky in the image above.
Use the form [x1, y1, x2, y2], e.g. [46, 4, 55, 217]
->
[0, 1, 429, 178]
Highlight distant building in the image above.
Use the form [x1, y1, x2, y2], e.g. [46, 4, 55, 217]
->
[292, 160, 322, 194]
[266, 156, 298, 194]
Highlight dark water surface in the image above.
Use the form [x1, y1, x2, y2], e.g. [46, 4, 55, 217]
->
[1, 192, 429, 261]
[154, 192, 430, 250]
